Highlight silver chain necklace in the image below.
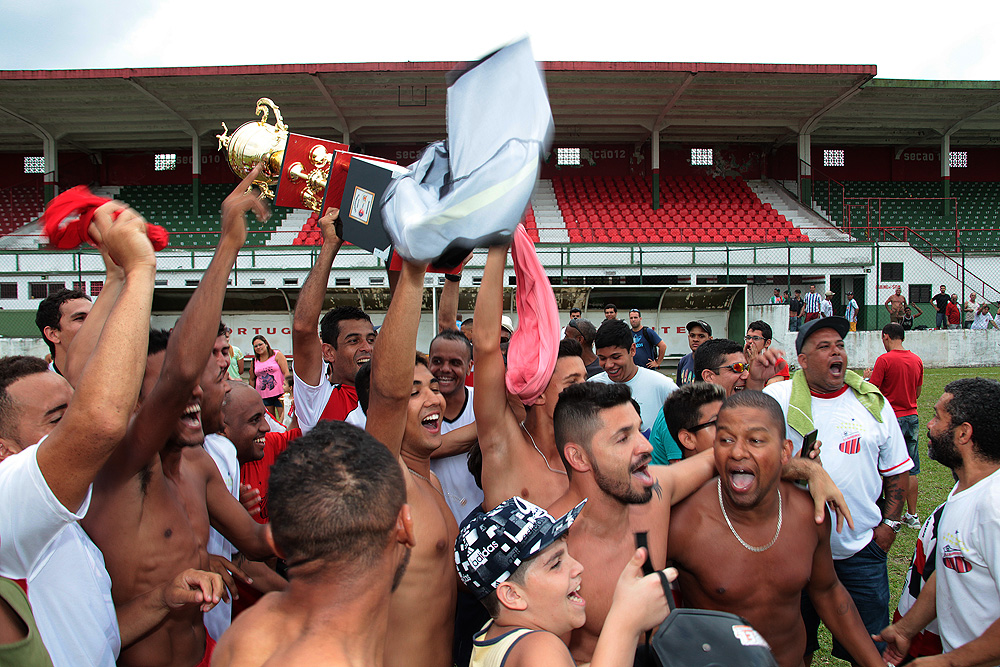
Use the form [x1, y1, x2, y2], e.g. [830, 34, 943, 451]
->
[407, 467, 465, 506]
[521, 422, 568, 476]
[717, 479, 782, 552]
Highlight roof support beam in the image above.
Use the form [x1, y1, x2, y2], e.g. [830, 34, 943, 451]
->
[943, 96, 1000, 138]
[800, 72, 875, 134]
[309, 74, 350, 144]
[0, 103, 58, 198]
[123, 78, 199, 140]
[652, 73, 696, 132]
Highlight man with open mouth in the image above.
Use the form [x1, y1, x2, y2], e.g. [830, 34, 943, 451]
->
[667, 390, 886, 667]
[764, 316, 913, 667]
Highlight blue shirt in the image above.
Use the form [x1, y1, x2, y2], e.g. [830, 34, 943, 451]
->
[631, 327, 663, 367]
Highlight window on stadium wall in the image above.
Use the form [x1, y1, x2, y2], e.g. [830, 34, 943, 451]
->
[910, 285, 931, 304]
[0, 283, 16, 299]
[28, 282, 66, 299]
[881, 263, 903, 282]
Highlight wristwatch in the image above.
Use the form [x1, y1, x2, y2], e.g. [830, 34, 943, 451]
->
[881, 518, 902, 533]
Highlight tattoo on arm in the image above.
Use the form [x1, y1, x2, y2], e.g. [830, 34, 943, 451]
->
[651, 479, 662, 500]
[883, 474, 907, 520]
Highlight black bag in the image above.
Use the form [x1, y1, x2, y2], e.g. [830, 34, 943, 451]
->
[636, 533, 779, 667]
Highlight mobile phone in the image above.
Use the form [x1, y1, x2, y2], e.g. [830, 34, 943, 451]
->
[800, 429, 819, 458]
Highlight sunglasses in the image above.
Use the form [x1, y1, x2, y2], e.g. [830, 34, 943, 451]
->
[686, 418, 717, 434]
[714, 362, 748, 374]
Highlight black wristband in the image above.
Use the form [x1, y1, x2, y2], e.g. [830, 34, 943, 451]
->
[445, 273, 461, 282]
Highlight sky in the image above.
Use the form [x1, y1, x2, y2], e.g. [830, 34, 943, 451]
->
[1, 0, 998, 81]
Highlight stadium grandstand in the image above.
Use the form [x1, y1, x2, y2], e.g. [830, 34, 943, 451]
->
[3, 62, 1000, 365]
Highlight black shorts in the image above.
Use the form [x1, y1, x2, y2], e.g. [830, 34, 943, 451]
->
[261, 396, 282, 408]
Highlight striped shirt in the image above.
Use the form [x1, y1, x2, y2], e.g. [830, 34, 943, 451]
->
[804, 291, 823, 313]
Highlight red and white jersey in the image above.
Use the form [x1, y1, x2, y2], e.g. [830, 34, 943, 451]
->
[894, 503, 944, 658]
[292, 371, 358, 434]
[937, 469, 1000, 654]
[764, 381, 912, 559]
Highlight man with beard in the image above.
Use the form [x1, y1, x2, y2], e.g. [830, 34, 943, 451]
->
[764, 317, 911, 667]
[876, 378, 1000, 667]
[366, 259, 459, 667]
[547, 382, 851, 665]
[473, 244, 588, 512]
[81, 169, 276, 667]
[667, 391, 885, 667]
[427, 330, 481, 521]
[292, 208, 376, 432]
[212, 421, 415, 666]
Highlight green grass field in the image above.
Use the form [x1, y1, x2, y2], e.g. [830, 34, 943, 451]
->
[812, 365, 1000, 665]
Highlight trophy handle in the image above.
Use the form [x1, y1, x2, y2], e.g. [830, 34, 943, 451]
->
[256, 98, 288, 133]
[216, 122, 230, 150]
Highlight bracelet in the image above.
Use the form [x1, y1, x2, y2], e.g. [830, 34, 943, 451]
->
[445, 273, 461, 283]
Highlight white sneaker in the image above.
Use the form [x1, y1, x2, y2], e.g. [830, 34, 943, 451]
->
[903, 512, 920, 529]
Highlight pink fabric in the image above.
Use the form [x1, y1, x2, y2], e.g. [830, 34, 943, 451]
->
[504, 224, 560, 406]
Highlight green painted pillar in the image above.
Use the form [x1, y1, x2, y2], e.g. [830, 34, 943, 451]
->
[651, 129, 661, 210]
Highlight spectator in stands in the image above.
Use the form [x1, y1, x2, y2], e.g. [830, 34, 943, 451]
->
[902, 304, 922, 331]
[964, 292, 978, 329]
[291, 208, 376, 433]
[744, 320, 789, 386]
[249, 335, 289, 423]
[659, 381, 725, 461]
[886, 286, 907, 325]
[569, 307, 582, 320]
[844, 291, 859, 331]
[821, 291, 835, 318]
[603, 303, 618, 320]
[212, 421, 416, 667]
[628, 309, 666, 369]
[803, 285, 822, 322]
[970, 303, 999, 330]
[564, 318, 602, 377]
[589, 319, 677, 437]
[946, 294, 962, 329]
[869, 323, 924, 530]
[770, 288, 784, 304]
[789, 289, 804, 332]
[676, 319, 712, 386]
[877, 378, 1000, 667]
[931, 285, 950, 329]
[34, 288, 91, 377]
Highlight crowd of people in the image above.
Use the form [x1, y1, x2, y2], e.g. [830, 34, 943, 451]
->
[2, 172, 998, 667]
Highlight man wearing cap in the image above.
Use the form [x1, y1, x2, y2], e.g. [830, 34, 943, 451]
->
[845, 292, 859, 332]
[455, 496, 673, 667]
[789, 290, 804, 333]
[803, 285, 823, 323]
[676, 320, 712, 386]
[821, 291, 835, 319]
[763, 317, 912, 667]
[628, 309, 666, 370]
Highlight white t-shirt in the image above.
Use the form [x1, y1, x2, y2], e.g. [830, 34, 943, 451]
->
[589, 367, 678, 437]
[763, 381, 913, 559]
[936, 468, 1000, 656]
[0, 445, 120, 666]
[203, 434, 240, 641]
[345, 404, 367, 429]
[821, 300, 834, 318]
[429, 386, 482, 523]
[292, 371, 335, 434]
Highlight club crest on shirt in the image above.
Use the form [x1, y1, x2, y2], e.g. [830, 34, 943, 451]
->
[839, 435, 861, 454]
[941, 543, 972, 573]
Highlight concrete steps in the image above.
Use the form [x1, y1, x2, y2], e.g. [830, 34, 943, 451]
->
[531, 180, 569, 243]
[747, 179, 852, 243]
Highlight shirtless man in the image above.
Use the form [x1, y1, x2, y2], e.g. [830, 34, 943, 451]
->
[366, 259, 459, 667]
[212, 420, 415, 666]
[82, 168, 275, 667]
[668, 391, 884, 667]
[547, 382, 852, 665]
[886, 286, 907, 324]
[291, 207, 376, 432]
[473, 244, 587, 511]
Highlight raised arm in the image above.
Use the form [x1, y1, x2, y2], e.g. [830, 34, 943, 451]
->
[291, 207, 343, 386]
[471, 245, 519, 451]
[109, 167, 266, 482]
[64, 243, 125, 387]
[437, 274, 461, 333]
[367, 260, 427, 457]
[36, 205, 156, 511]
[652, 449, 715, 505]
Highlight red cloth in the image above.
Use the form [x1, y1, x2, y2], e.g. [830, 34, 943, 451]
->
[773, 356, 790, 381]
[946, 300, 961, 325]
[42, 185, 169, 251]
[196, 631, 216, 667]
[319, 384, 359, 423]
[504, 225, 560, 406]
[869, 349, 923, 417]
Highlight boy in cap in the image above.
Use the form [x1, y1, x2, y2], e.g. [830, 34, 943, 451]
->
[677, 320, 712, 386]
[456, 497, 674, 666]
